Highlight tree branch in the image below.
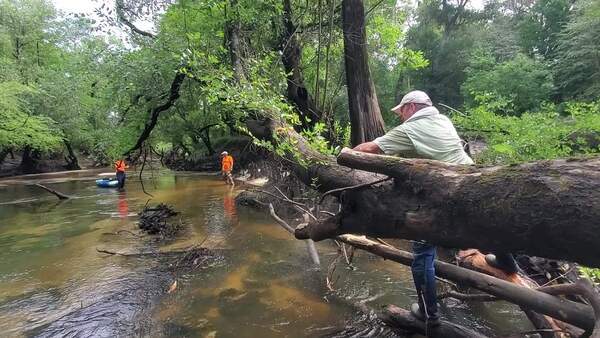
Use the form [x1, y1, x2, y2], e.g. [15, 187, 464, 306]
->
[115, 0, 156, 38]
[123, 71, 186, 156]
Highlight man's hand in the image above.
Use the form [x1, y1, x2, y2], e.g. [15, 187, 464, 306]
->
[353, 141, 383, 154]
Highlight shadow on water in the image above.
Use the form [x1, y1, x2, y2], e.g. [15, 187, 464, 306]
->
[0, 171, 531, 337]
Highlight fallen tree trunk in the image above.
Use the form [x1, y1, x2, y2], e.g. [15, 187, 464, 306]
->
[334, 235, 595, 332]
[297, 148, 600, 268]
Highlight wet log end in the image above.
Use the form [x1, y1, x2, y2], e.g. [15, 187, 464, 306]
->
[381, 304, 488, 338]
[294, 215, 341, 241]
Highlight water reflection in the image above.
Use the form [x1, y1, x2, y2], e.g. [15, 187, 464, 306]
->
[118, 191, 129, 219]
[223, 189, 238, 224]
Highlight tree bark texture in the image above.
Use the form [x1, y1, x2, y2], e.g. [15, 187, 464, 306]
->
[297, 148, 600, 268]
[280, 0, 323, 129]
[341, 0, 385, 146]
[226, 0, 245, 83]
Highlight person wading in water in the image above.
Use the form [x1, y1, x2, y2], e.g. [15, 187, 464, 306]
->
[115, 159, 129, 189]
[220, 151, 234, 187]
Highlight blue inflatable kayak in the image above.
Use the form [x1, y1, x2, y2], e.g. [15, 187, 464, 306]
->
[96, 178, 119, 188]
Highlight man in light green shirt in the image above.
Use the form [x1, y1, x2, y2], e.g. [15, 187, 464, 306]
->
[353, 90, 471, 327]
[355, 90, 473, 165]
[353, 90, 519, 327]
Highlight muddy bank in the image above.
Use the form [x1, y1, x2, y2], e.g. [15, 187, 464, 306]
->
[0, 150, 96, 178]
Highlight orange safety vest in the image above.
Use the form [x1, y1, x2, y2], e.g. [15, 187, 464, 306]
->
[221, 155, 233, 172]
[115, 160, 126, 172]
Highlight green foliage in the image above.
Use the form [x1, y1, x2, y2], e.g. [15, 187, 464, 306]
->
[554, 0, 600, 100]
[580, 267, 600, 284]
[0, 81, 62, 152]
[0, 0, 597, 169]
[462, 52, 554, 115]
[301, 122, 336, 155]
[516, 0, 571, 58]
[403, 0, 484, 107]
[454, 101, 600, 164]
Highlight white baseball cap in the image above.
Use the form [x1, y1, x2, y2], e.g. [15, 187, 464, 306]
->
[221, 151, 228, 155]
[391, 90, 432, 112]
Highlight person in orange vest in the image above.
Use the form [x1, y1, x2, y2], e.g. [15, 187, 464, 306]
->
[115, 158, 129, 189]
[220, 151, 234, 186]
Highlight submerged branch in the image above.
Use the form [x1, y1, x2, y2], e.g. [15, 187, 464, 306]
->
[34, 183, 70, 200]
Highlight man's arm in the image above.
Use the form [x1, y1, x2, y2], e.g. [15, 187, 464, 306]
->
[353, 141, 383, 154]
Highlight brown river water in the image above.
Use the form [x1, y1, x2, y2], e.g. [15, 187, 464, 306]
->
[0, 169, 531, 337]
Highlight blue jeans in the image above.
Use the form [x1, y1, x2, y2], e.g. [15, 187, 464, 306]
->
[411, 241, 438, 319]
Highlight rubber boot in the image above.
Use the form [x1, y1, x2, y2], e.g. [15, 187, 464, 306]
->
[410, 289, 440, 327]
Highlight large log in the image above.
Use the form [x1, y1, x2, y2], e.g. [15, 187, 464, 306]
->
[334, 235, 595, 332]
[297, 148, 600, 268]
[381, 305, 488, 338]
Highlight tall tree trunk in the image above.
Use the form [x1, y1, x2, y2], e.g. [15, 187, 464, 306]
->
[196, 124, 218, 156]
[225, 0, 245, 82]
[19, 147, 42, 174]
[280, 0, 323, 130]
[0, 148, 9, 166]
[341, 0, 385, 146]
[63, 139, 81, 170]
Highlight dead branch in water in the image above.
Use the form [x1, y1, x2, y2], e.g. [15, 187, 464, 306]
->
[335, 234, 595, 332]
[34, 183, 70, 200]
[437, 290, 499, 302]
[537, 279, 600, 338]
[268, 203, 320, 266]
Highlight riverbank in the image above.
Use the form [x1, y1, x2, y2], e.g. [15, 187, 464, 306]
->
[0, 151, 98, 178]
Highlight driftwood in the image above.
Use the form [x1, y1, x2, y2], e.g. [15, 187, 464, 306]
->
[381, 305, 487, 338]
[34, 183, 70, 200]
[538, 279, 600, 338]
[268, 203, 320, 266]
[457, 249, 584, 338]
[334, 235, 595, 332]
[138, 203, 182, 236]
[296, 148, 600, 269]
